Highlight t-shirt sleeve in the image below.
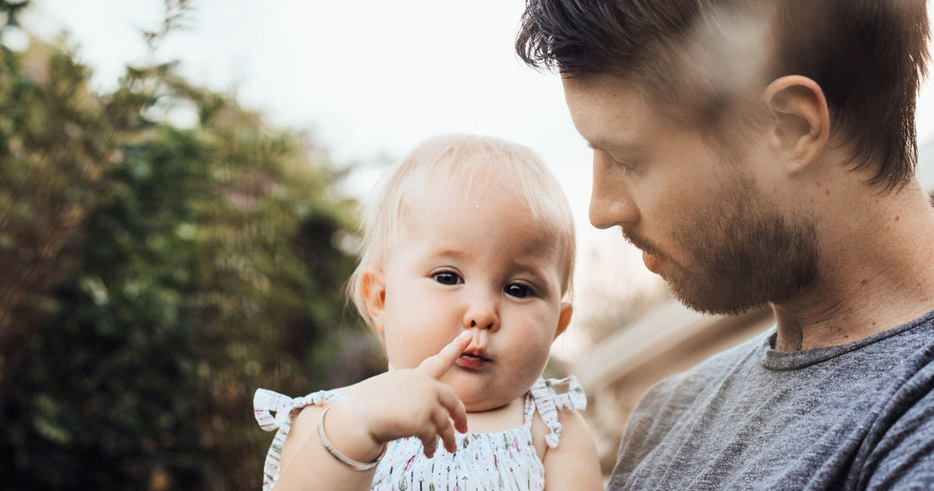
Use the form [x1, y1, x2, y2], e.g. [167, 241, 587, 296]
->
[860, 355, 934, 490]
[610, 373, 694, 484]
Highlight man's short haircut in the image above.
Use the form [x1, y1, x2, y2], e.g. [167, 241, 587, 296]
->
[347, 134, 576, 328]
[516, 0, 930, 190]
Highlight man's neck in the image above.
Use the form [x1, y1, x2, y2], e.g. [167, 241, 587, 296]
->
[772, 182, 934, 351]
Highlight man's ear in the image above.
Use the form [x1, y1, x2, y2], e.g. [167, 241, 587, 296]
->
[361, 270, 387, 333]
[762, 75, 830, 173]
[554, 303, 573, 340]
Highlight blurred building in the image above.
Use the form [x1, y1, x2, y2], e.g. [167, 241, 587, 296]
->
[575, 140, 934, 472]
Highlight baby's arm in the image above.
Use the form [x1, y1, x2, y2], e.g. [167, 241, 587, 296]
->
[272, 331, 473, 491]
[542, 410, 604, 491]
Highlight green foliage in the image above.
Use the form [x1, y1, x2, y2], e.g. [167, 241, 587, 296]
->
[0, 12, 385, 491]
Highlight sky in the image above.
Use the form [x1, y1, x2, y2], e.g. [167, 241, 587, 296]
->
[20, 0, 605, 244]
[19, 0, 934, 358]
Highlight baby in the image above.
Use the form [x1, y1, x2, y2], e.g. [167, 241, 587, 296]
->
[254, 134, 602, 491]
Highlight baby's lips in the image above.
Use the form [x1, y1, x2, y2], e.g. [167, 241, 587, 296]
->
[460, 346, 491, 361]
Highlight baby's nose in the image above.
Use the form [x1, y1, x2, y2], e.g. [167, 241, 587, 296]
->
[463, 294, 499, 331]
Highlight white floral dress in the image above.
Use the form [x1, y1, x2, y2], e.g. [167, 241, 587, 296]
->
[253, 376, 586, 491]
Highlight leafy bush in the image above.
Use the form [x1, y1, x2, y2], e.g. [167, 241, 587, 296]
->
[0, 7, 384, 490]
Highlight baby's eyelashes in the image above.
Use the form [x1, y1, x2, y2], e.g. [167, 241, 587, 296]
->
[429, 270, 543, 299]
[431, 270, 463, 285]
[504, 282, 535, 298]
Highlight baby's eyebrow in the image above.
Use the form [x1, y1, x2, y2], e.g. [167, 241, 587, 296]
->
[428, 248, 468, 260]
[510, 262, 557, 284]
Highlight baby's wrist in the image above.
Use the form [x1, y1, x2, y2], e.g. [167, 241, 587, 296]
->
[320, 402, 387, 465]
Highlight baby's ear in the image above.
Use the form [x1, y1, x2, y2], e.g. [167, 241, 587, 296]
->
[554, 302, 573, 340]
[361, 270, 387, 333]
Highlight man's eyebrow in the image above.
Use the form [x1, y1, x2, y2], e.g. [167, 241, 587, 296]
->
[586, 139, 638, 153]
[586, 139, 611, 150]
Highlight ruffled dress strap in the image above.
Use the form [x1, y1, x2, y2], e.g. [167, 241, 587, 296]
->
[253, 388, 343, 491]
[528, 375, 587, 448]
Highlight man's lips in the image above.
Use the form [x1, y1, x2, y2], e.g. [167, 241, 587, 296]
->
[623, 229, 666, 275]
[642, 250, 664, 274]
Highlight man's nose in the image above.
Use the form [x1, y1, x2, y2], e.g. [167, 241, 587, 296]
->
[589, 152, 639, 229]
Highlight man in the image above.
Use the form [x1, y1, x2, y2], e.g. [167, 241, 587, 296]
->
[516, 1, 934, 489]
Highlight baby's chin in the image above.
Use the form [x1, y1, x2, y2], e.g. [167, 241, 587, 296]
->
[444, 372, 541, 414]
[462, 398, 514, 413]
[459, 395, 527, 433]
[455, 385, 527, 414]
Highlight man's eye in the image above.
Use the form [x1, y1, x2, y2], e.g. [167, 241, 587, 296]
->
[611, 155, 637, 174]
[504, 283, 533, 298]
[432, 271, 463, 285]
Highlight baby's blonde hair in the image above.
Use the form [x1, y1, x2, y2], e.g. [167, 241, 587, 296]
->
[347, 134, 576, 328]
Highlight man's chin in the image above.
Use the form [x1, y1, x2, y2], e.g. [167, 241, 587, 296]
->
[669, 277, 767, 316]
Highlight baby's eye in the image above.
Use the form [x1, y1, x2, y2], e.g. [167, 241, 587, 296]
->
[504, 283, 534, 298]
[432, 271, 463, 286]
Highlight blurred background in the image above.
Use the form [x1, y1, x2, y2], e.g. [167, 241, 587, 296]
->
[1, 1, 933, 489]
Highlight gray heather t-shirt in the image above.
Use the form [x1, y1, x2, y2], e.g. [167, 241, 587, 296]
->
[608, 309, 934, 491]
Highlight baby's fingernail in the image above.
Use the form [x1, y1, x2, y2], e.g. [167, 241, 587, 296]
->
[458, 331, 471, 340]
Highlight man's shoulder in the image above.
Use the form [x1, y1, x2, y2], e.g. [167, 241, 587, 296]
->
[612, 311, 934, 490]
[633, 329, 771, 416]
[664, 329, 769, 386]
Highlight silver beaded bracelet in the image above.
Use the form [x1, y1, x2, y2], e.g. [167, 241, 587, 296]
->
[318, 404, 386, 471]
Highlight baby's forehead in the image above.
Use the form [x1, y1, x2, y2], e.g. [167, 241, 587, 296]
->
[393, 178, 574, 275]
[373, 143, 575, 282]
[398, 173, 555, 230]
[413, 168, 521, 201]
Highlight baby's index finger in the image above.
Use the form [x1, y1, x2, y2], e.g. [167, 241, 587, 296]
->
[416, 331, 472, 379]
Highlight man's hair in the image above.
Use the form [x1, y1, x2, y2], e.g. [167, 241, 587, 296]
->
[516, 0, 930, 190]
[347, 134, 576, 328]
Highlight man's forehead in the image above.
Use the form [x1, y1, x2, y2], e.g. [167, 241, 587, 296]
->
[562, 75, 656, 145]
[563, 73, 649, 114]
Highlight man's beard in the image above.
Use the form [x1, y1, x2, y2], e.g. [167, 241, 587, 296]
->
[625, 177, 820, 315]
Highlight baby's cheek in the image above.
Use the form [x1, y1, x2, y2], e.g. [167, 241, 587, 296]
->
[514, 337, 553, 370]
[383, 335, 434, 370]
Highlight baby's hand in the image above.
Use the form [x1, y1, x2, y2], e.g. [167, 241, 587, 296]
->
[340, 331, 472, 458]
